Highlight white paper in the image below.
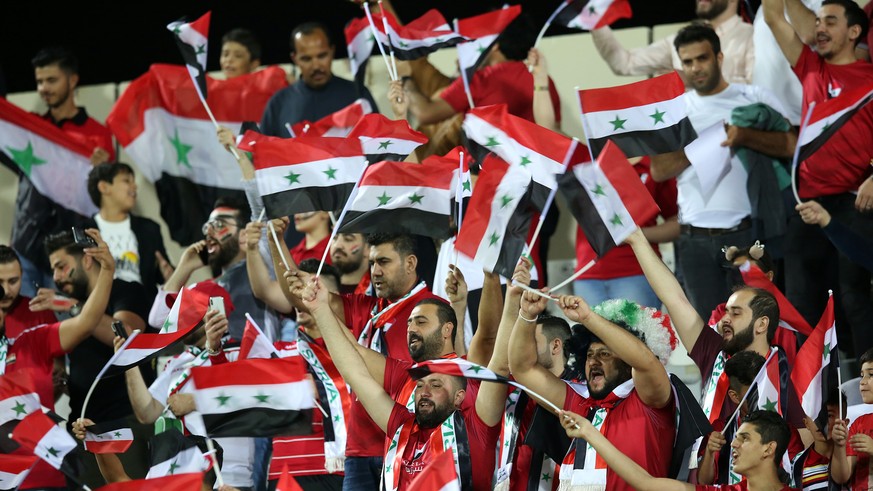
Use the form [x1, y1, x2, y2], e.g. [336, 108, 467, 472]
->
[684, 122, 732, 198]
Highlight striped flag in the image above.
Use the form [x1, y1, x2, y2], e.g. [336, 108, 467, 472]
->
[0, 96, 98, 218]
[146, 430, 210, 479]
[738, 261, 813, 336]
[290, 99, 372, 138]
[455, 5, 522, 98]
[189, 357, 314, 437]
[167, 11, 211, 101]
[407, 358, 509, 383]
[345, 16, 375, 85]
[0, 454, 38, 491]
[753, 352, 782, 415]
[96, 473, 204, 491]
[338, 159, 456, 240]
[421, 146, 473, 199]
[455, 154, 536, 277]
[797, 81, 873, 162]
[408, 450, 461, 491]
[579, 71, 697, 157]
[11, 411, 79, 478]
[83, 418, 134, 454]
[372, 9, 467, 60]
[790, 294, 837, 419]
[554, 0, 633, 30]
[463, 104, 575, 208]
[239, 315, 281, 360]
[250, 135, 366, 218]
[348, 113, 428, 162]
[557, 141, 659, 257]
[0, 372, 41, 429]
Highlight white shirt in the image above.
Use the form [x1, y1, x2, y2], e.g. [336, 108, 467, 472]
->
[94, 214, 142, 284]
[679, 84, 788, 228]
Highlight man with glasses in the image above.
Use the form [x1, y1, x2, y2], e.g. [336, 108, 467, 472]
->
[148, 196, 279, 341]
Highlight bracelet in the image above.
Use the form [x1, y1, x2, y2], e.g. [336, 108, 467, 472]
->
[534, 85, 550, 92]
[207, 345, 221, 356]
[518, 311, 537, 323]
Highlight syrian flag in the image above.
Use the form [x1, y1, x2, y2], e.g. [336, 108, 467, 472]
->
[738, 261, 813, 336]
[579, 71, 697, 158]
[797, 81, 873, 162]
[408, 450, 461, 491]
[250, 134, 366, 218]
[291, 99, 373, 138]
[372, 9, 466, 60]
[790, 293, 837, 419]
[97, 473, 204, 491]
[348, 113, 428, 162]
[0, 97, 98, 218]
[167, 11, 211, 101]
[750, 350, 793, 476]
[239, 314, 281, 360]
[0, 372, 42, 429]
[338, 159, 456, 239]
[463, 104, 575, 208]
[276, 464, 305, 491]
[554, 0, 633, 30]
[455, 5, 522, 100]
[83, 418, 134, 454]
[146, 429, 211, 479]
[345, 16, 376, 86]
[106, 64, 287, 245]
[557, 141, 659, 257]
[190, 357, 314, 437]
[11, 411, 79, 478]
[455, 154, 536, 277]
[407, 358, 509, 383]
[0, 454, 38, 491]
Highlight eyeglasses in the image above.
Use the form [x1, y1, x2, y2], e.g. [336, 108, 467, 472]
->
[201, 217, 238, 235]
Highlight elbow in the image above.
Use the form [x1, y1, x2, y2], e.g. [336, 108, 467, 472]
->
[649, 167, 670, 183]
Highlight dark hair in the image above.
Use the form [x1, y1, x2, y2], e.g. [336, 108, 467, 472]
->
[538, 313, 571, 347]
[44, 230, 86, 258]
[291, 21, 333, 51]
[222, 28, 262, 61]
[742, 410, 791, 467]
[0, 246, 20, 266]
[673, 23, 722, 55]
[823, 0, 869, 45]
[87, 162, 135, 208]
[860, 347, 873, 366]
[366, 233, 416, 259]
[416, 298, 458, 345]
[733, 245, 776, 275]
[298, 258, 341, 291]
[213, 195, 252, 227]
[725, 350, 765, 394]
[736, 287, 780, 344]
[32, 46, 79, 74]
[494, 12, 537, 61]
[826, 387, 848, 417]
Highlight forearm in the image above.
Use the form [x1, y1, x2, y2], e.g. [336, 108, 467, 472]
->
[486, 290, 522, 376]
[830, 447, 852, 484]
[591, 28, 673, 76]
[649, 151, 690, 182]
[163, 264, 197, 292]
[533, 83, 560, 132]
[736, 128, 797, 158]
[95, 453, 131, 483]
[762, 0, 804, 65]
[508, 318, 538, 376]
[697, 451, 716, 485]
[405, 80, 454, 125]
[467, 273, 503, 365]
[246, 248, 293, 313]
[124, 368, 164, 424]
[641, 216, 679, 244]
[581, 427, 688, 491]
[784, 0, 817, 44]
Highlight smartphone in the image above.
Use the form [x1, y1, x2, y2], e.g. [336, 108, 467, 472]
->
[198, 247, 209, 265]
[71, 227, 97, 248]
[111, 320, 128, 339]
[208, 296, 226, 316]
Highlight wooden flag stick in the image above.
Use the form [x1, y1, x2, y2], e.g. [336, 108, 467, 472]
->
[525, 138, 579, 256]
[550, 259, 597, 292]
[363, 1, 398, 81]
[205, 437, 225, 487]
[511, 281, 558, 302]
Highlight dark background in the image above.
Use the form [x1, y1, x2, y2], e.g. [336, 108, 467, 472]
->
[2, 0, 704, 95]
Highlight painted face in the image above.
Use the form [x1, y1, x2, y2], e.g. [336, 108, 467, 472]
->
[35, 64, 75, 109]
[369, 243, 412, 301]
[407, 303, 447, 362]
[50, 250, 89, 302]
[678, 40, 723, 95]
[413, 374, 463, 428]
[292, 30, 334, 89]
[330, 233, 367, 275]
[721, 290, 757, 356]
[220, 41, 258, 79]
[202, 208, 241, 270]
[0, 261, 22, 310]
[585, 342, 632, 400]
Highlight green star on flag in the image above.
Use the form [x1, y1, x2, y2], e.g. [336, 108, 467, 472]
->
[196, 44, 206, 54]
[609, 115, 627, 131]
[12, 401, 27, 416]
[169, 129, 193, 169]
[762, 398, 778, 412]
[649, 108, 666, 125]
[485, 136, 500, 147]
[466, 364, 484, 373]
[169, 461, 181, 474]
[408, 193, 424, 205]
[5, 141, 47, 177]
[323, 166, 338, 180]
[519, 156, 532, 167]
[542, 472, 552, 482]
[488, 232, 500, 246]
[215, 394, 232, 406]
[162, 318, 175, 332]
[377, 191, 392, 206]
[821, 121, 832, 134]
[499, 195, 513, 208]
[253, 393, 270, 403]
[610, 214, 623, 226]
[284, 171, 301, 185]
[114, 431, 122, 437]
[378, 140, 393, 150]
[823, 341, 831, 361]
[47, 447, 59, 457]
[462, 179, 472, 192]
[593, 184, 606, 196]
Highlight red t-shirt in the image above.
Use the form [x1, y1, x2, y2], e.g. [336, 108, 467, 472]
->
[576, 157, 678, 279]
[289, 235, 331, 266]
[792, 47, 873, 198]
[340, 288, 444, 457]
[386, 403, 500, 490]
[43, 108, 116, 161]
[3, 296, 57, 339]
[440, 61, 562, 123]
[562, 385, 675, 491]
[508, 392, 538, 491]
[847, 413, 873, 490]
[696, 483, 796, 490]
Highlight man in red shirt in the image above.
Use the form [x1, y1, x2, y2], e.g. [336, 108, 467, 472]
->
[764, 0, 873, 356]
[13, 47, 115, 298]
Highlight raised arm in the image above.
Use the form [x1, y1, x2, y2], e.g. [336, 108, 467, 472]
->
[403, 77, 457, 125]
[73, 418, 131, 483]
[762, 0, 805, 66]
[558, 294, 672, 408]
[722, 124, 798, 159]
[58, 229, 115, 351]
[625, 228, 706, 351]
[590, 27, 675, 77]
[162, 241, 208, 293]
[784, 0, 818, 45]
[301, 277, 394, 431]
[244, 221, 293, 313]
[829, 418, 854, 484]
[444, 266, 471, 359]
[528, 48, 561, 133]
[118, 336, 165, 424]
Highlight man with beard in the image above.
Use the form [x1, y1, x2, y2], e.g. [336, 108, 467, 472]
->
[764, 0, 873, 360]
[647, 24, 796, 321]
[300, 276, 502, 490]
[509, 286, 678, 491]
[150, 196, 279, 341]
[626, 227, 807, 481]
[330, 233, 371, 295]
[590, 0, 754, 85]
[12, 47, 115, 297]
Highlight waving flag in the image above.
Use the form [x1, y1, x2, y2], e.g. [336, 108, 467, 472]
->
[797, 81, 873, 162]
[372, 9, 466, 60]
[554, 0, 633, 30]
[557, 141, 658, 257]
[239, 314, 282, 360]
[190, 357, 314, 437]
[11, 411, 79, 477]
[345, 16, 376, 86]
[83, 418, 134, 454]
[250, 134, 366, 218]
[579, 71, 697, 158]
[738, 261, 813, 336]
[0, 97, 98, 218]
[407, 358, 508, 383]
[97, 473, 204, 491]
[409, 450, 461, 491]
[348, 113, 428, 162]
[455, 154, 536, 277]
[291, 99, 372, 138]
[790, 294, 837, 419]
[338, 159, 456, 239]
[146, 430, 210, 479]
[455, 5, 522, 103]
[167, 11, 211, 101]
[0, 454, 38, 491]
[0, 372, 41, 429]
[107, 64, 287, 245]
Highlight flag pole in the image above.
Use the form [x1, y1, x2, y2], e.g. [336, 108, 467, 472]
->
[268, 220, 292, 271]
[511, 281, 558, 303]
[284, 123, 297, 138]
[191, 89, 242, 161]
[363, 2, 398, 81]
[550, 259, 597, 292]
[378, 0, 399, 80]
[452, 151, 466, 269]
[454, 19, 476, 109]
[720, 349, 777, 434]
[790, 102, 816, 205]
[533, 0, 569, 49]
[508, 381, 578, 429]
[205, 437, 225, 487]
[316, 164, 368, 278]
[524, 138, 579, 256]
[81, 331, 141, 421]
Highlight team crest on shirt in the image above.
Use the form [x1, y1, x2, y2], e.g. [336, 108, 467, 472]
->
[6, 353, 16, 365]
[828, 82, 842, 98]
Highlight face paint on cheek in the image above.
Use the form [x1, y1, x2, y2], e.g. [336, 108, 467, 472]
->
[349, 246, 361, 255]
[213, 226, 232, 242]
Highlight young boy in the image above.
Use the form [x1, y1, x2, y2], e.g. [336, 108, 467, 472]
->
[830, 347, 873, 489]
